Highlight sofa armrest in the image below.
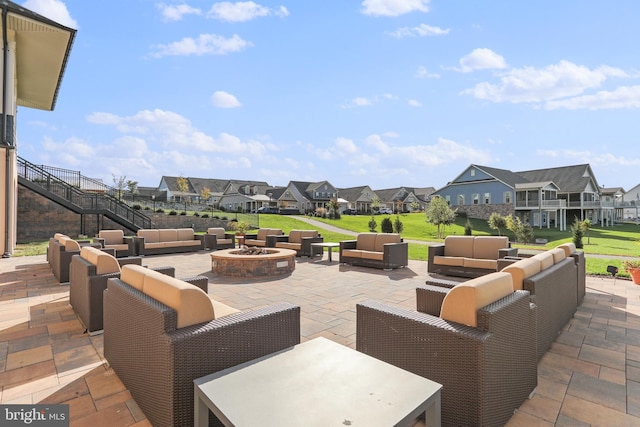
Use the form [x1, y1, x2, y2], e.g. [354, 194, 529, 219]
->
[265, 235, 279, 247]
[244, 233, 258, 240]
[416, 284, 451, 316]
[94, 237, 105, 247]
[300, 236, 324, 256]
[499, 247, 518, 258]
[117, 256, 143, 267]
[274, 235, 289, 243]
[383, 242, 409, 268]
[427, 244, 445, 273]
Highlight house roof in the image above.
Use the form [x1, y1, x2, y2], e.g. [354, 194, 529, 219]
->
[374, 187, 414, 203]
[336, 185, 375, 201]
[2, 0, 76, 111]
[471, 165, 531, 187]
[516, 164, 599, 193]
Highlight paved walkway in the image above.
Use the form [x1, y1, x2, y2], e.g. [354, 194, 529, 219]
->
[1, 252, 639, 426]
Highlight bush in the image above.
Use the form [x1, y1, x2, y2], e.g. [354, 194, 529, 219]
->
[201, 213, 209, 218]
[132, 204, 141, 210]
[169, 210, 177, 215]
[143, 206, 151, 211]
[381, 217, 393, 233]
[368, 216, 377, 232]
[180, 211, 187, 216]
[156, 208, 164, 213]
[393, 216, 404, 234]
[571, 218, 585, 249]
[193, 212, 200, 217]
[464, 219, 472, 235]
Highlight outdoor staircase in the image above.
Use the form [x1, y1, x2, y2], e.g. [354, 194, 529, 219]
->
[17, 156, 153, 233]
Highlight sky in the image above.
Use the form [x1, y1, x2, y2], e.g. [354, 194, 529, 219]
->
[15, 0, 640, 192]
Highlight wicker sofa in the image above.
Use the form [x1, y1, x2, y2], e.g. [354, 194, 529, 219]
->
[426, 246, 578, 361]
[69, 246, 206, 334]
[244, 228, 283, 247]
[357, 272, 537, 427]
[204, 227, 236, 250]
[339, 233, 408, 270]
[48, 234, 102, 283]
[134, 228, 205, 255]
[103, 264, 301, 427]
[427, 235, 517, 278]
[274, 229, 323, 256]
[94, 229, 135, 257]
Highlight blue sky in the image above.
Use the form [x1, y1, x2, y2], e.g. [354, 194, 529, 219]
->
[17, 0, 640, 191]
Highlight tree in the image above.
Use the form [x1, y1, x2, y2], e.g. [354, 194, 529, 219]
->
[201, 187, 212, 215]
[425, 197, 456, 239]
[410, 201, 420, 212]
[488, 212, 507, 236]
[506, 215, 535, 244]
[464, 219, 472, 235]
[381, 217, 393, 233]
[571, 217, 585, 249]
[126, 180, 138, 202]
[370, 195, 381, 214]
[395, 199, 403, 214]
[368, 216, 377, 232]
[112, 174, 127, 201]
[393, 216, 404, 234]
[327, 198, 340, 219]
[176, 176, 189, 212]
[582, 218, 592, 244]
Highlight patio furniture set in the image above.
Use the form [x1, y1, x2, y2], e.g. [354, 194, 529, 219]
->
[51, 226, 583, 426]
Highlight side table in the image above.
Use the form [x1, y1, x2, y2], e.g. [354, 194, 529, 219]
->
[310, 242, 340, 262]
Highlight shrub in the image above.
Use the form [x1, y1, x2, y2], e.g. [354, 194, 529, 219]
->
[201, 213, 209, 218]
[464, 219, 473, 235]
[180, 211, 187, 216]
[393, 216, 404, 234]
[571, 218, 584, 249]
[169, 210, 177, 215]
[194, 212, 200, 217]
[132, 204, 141, 210]
[381, 217, 393, 233]
[143, 206, 151, 211]
[368, 216, 377, 232]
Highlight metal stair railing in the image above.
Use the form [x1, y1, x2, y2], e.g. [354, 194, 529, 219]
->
[17, 156, 153, 231]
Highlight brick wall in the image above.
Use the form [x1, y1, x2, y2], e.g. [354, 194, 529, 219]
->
[455, 203, 514, 221]
[17, 186, 230, 243]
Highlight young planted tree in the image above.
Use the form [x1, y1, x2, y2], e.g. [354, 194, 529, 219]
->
[327, 198, 340, 219]
[381, 217, 393, 233]
[201, 187, 212, 215]
[370, 195, 381, 214]
[571, 217, 585, 249]
[425, 197, 456, 239]
[393, 216, 404, 235]
[112, 174, 127, 201]
[582, 218, 592, 244]
[176, 176, 189, 213]
[368, 216, 377, 232]
[488, 212, 507, 236]
[126, 180, 138, 202]
[506, 215, 535, 244]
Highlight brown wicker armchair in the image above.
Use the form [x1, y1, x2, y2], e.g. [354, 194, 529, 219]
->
[94, 229, 135, 257]
[204, 227, 236, 250]
[48, 234, 102, 283]
[69, 247, 207, 334]
[103, 266, 301, 427]
[357, 272, 537, 427]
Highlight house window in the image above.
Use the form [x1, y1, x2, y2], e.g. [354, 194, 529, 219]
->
[484, 193, 491, 204]
[457, 195, 465, 206]
[473, 193, 479, 205]
[445, 195, 451, 205]
[504, 192, 511, 204]
[470, 169, 475, 177]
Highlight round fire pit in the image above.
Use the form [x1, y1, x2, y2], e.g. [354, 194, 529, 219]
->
[210, 248, 296, 277]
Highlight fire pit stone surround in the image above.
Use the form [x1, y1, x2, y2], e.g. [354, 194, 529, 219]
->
[210, 248, 296, 277]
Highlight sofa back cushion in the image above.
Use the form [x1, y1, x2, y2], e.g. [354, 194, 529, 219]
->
[444, 236, 475, 258]
[549, 248, 566, 263]
[501, 257, 542, 291]
[177, 228, 194, 241]
[99, 230, 124, 245]
[53, 233, 67, 241]
[288, 230, 303, 244]
[59, 236, 81, 251]
[80, 246, 120, 275]
[137, 229, 159, 244]
[257, 229, 270, 240]
[531, 251, 554, 270]
[374, 233, 401, 252]
[207, 228, 226, 239]
[301, 230, 319, 239]
[120, 264, 147, 291]
[440, 272, 514, 327]
[158, 229, 178, 242]
[473, 236, 509, 260]
[120, 265, 215, 328]
[356, 233, 378, 252]
[557, 242, 576, 257]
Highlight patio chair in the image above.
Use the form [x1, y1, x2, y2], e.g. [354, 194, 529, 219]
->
[103, 265, 301, 427]
[204, 227, 236, 250]
[94, 229, 135, 257]
[357, 272, 537, 427]
[69, 246, 207, 334]
[48, 234, 102, 283]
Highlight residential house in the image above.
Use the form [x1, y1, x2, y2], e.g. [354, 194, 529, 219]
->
[218, 180, 277, 213]
[412, 187, 436, 209]
[276, 181, 339, 214]
[374, 187, 431, 213]
[337, 185, 378, 214]
[432, 163, 614, 231]
[158, 176, 198, 204]
[622, 183, 640, 220]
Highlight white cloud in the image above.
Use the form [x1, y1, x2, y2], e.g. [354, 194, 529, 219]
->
[341, 97, 374, 108]
[407, 99, 422, 107]
[23, 0, 78, 28]
[536, 149, 640, 167]
[462, 60, 627, 104]
[211, 91, 242, 108]
[149, 34, 252, 57]
[416, 66, 439, 79]
[207, 1, 289, 22]
[544, 85, 640, 110]
[457, 48, 507, 73]
[361, 0, 430, 17]
[156, 3, 202, 21]
[387, 23, 449, 38]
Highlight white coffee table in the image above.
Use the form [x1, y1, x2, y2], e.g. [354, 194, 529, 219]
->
[310, 242, 340, 262]
[194, 337, 442, 426]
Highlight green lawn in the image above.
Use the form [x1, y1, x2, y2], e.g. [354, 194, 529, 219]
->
[16, 213, 640, 278]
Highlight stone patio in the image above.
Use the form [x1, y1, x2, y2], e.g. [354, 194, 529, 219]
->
[1, 251, 640, 425]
